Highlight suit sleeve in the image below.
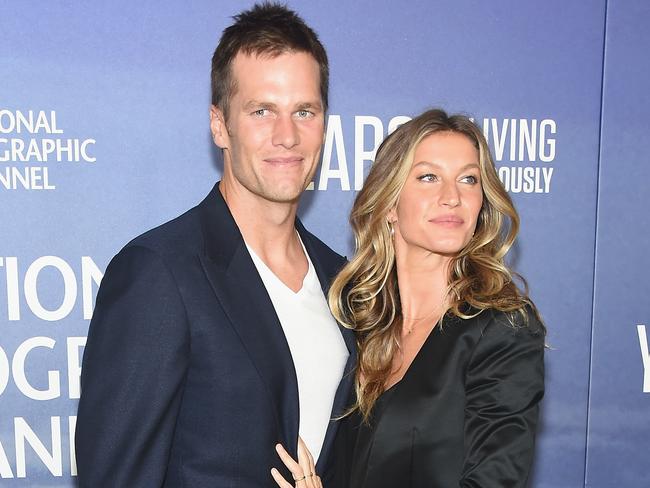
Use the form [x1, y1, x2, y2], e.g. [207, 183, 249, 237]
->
[75, 245, 190, 488]
[460, 309, 545, 488]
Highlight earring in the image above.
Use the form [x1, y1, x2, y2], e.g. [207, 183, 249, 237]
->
[388, 221, 395, 236]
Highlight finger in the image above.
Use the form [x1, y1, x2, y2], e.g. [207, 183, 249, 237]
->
[271, 467, 294, 488]
[297, 437, 317, 487]
[305, 444, 316, 477]
[275, 443, 304, 478]
[313, 475, 323, 488]
[299, 437, 316, 473]
[299, 437, 315, 469]
[296, 438, 312, 475]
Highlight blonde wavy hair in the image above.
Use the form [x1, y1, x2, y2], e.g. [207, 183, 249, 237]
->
[328, 109, 539, 421]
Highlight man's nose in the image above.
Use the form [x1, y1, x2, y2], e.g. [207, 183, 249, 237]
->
[272, 114, 300, 148]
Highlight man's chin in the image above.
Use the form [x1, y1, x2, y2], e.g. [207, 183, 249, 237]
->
[263, 191, 303, 205]
[259, 180, 310, 204]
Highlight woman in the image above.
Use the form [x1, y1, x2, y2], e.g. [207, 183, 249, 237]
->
[274, 109, 545, 488]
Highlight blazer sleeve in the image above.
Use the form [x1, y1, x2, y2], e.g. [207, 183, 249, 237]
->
[460, 309, 545, 488]
[75, 245, 190, 488]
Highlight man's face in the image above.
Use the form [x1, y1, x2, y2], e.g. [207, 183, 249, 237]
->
[211, 51, 325, 204]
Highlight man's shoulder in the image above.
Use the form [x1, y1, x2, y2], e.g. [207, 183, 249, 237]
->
[124, 203, 204, 258]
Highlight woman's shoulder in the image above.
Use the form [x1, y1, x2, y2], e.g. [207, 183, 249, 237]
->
[453, 303, 546, 345]
[488, 303, 544, 332]
[459, 304, 546, 381]
[477, 305, 546, 356]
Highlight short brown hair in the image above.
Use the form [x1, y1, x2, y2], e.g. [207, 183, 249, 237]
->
[211, 2, 329, 119]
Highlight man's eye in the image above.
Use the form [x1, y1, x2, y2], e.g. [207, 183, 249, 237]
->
[252, 109, 269, 117]
[296, 110, 313, 118]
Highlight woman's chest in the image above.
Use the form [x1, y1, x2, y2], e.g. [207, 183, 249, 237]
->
[354, 324, 483, 487]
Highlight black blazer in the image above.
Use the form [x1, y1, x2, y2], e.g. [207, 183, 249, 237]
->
[75, 183, 356, 487]
[348, 307, 545, 488]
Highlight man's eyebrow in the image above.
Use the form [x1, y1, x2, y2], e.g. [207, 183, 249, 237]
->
[296, 101, 323, 111]
[243, 100, 278, 110]
[241, 100, 323, 112]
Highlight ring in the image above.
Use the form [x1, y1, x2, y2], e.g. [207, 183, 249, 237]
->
[306, 473, 314, 477]
[293, 474, 306, 481]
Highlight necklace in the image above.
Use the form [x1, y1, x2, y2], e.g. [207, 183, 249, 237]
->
[402, 304, 443, 335]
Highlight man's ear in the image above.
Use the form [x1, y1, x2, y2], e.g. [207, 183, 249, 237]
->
[210, 105, 229, 149]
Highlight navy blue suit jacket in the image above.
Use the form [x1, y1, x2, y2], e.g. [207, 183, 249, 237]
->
[76, 183, 356, 487]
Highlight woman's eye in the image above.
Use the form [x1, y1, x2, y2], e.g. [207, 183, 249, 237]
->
[461, 175, 479, 184]
[418, 174, 437, 182]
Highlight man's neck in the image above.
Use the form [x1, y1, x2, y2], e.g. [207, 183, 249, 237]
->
[219, 180, 308, 292]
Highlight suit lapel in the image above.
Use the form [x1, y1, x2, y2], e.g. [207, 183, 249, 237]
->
[296, 220, 355, 354]
[197, 184, 299, 453]
[195, 184, 356, 467]
[297, 222, 357, 471]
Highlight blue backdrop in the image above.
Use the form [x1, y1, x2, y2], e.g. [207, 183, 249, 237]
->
[1, 1, 647, 486]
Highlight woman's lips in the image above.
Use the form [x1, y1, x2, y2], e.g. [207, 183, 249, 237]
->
[429, 215, 464, 227]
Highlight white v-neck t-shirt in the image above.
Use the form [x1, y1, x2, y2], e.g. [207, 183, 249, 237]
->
[245, 238, 349, 462]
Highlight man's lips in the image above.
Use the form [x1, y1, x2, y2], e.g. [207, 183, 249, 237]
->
[263, 156, 303, 165]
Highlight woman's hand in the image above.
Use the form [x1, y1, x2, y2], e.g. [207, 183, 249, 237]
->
[271, 436, 322, 488]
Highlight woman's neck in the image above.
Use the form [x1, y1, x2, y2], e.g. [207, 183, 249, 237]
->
[395, 247, 450, 326]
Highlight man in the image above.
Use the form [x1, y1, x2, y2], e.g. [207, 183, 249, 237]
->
[75, 4, 355, 487]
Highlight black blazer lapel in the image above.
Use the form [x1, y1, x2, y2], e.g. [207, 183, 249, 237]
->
[196, 183, 300, 454]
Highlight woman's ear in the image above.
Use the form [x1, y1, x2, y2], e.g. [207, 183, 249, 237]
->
[386, 207, 397, 225]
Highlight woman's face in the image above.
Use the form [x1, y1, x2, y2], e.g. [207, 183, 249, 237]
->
[390, 131, 483, 259]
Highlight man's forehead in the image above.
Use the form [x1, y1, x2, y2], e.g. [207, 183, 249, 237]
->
[231, 49, 318, 68]
[228, 50, 322, 104]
